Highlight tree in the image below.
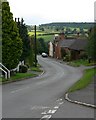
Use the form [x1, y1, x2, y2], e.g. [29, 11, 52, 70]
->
[26, 36, 35, 67]
[16, 18, 31, 61]
[87, 25, 96, 61]
[37, 38, 48, 54]
[2, 2, 23, 70]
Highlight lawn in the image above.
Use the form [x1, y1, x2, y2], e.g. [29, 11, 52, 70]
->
[68, 68, 96, 92]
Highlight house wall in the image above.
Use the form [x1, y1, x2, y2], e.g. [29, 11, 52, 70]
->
[54, 43, 61, 59]
[53, 33, 65, 59]
[49, 42, 53, 57]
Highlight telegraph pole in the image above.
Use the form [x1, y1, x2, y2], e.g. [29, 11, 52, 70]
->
[34, 25, 37, 67]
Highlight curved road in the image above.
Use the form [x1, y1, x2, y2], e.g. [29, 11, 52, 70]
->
[2, 56, 94, 118]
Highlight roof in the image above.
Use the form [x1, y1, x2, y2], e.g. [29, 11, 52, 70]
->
[70, 39, 88, 50]
[59, 39, 75, 48]
[58, 39, 88, 51]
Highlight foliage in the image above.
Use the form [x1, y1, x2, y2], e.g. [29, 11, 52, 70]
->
[2, 2, 23, 70]
[37, 38, 48, 54]
[19, 65, 28, 73]
[40, 22, 94, 29]
[87, 25, 96, 61]
[16, 18, 31, 61]
[63, 49, 71, 61]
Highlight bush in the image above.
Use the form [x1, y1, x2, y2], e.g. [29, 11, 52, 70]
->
[19, 65, 28, 73]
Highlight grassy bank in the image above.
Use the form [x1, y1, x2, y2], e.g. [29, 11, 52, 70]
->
[68, 68, 96, 92]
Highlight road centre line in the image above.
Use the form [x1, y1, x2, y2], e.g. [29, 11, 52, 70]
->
[11, 86, 30, 93]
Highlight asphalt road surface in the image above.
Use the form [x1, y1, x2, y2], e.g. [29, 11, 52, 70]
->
[2, 56, 94, 119]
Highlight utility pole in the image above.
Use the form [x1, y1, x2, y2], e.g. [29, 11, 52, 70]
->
[34, 25, 37, 67]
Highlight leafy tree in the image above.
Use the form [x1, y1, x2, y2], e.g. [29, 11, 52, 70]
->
[87, 25, 96, 61]
[2, 2, 23, 70]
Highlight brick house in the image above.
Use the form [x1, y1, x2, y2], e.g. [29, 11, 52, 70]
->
[49, 33, 88, 60]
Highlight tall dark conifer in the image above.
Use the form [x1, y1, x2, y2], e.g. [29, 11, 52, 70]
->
[2, 2, 23, 69]
[16, 18, 31, 61]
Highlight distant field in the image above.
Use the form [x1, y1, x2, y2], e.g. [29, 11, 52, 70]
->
[37, 35, 54, 42]
[28, 31, 55, 42]
[28, 31, 46, 36]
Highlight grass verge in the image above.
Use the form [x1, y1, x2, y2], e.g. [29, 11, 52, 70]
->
[67, 59, 95, 67]
[0, 73, 37, 84]
[68, 68, 96, 93]
[31, 66, 43, 72]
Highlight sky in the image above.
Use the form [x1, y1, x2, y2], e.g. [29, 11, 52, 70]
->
[7, 0, 96, 25]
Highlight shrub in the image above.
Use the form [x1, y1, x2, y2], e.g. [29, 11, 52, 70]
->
[19, 65, 28, 73]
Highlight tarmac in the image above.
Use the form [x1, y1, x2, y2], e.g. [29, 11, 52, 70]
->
[65, 66, 96, 109]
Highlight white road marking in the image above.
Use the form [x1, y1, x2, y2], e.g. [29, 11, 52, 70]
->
[47, 110, 57, 114]
[31, 106, 50, 110]
[40, 98, 64, 120]
[56, 99, 62, 102]
[41, 111, 47, 115]
[59, 102, 64, 105]
[54, 106, 59, 109]
[11, 86, 30, 93]
[40, 115, 52, 120]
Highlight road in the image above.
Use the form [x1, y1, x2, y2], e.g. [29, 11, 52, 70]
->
[2, 56, 94, 119]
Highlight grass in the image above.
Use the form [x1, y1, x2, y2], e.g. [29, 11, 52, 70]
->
[68, 68, 96, 93]
[1, 72, 37, 84]
[0, 64, 43, 84]
[68, 59, 95, 67]
[28, 31, 54, 42]
[28, 31, 45, 36]
[37, 35, 54, 42]
[31, 66, 43, 72]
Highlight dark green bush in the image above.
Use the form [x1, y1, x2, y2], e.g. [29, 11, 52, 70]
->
[19, 65, 28, 73]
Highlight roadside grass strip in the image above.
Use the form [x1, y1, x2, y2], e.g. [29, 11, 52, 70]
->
[68, 68, 96, 93]
[31, 66, 43, 72]
[1, 73, 36, 84]
[67, 59, 95, 67]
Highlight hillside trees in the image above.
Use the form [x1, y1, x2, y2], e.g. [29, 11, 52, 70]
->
[2, 2, 23, 70]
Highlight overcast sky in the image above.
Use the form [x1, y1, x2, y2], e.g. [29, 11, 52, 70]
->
[7, 0, 96, 25]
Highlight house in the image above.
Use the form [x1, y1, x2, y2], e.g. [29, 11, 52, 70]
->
[49, 33, 88, 60]
[48, 41, 53, 57]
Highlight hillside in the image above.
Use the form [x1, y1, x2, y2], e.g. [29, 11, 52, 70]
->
[39, 22, 94, 29]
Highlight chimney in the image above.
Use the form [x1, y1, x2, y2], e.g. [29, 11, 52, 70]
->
[59, 32, 65, 40]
